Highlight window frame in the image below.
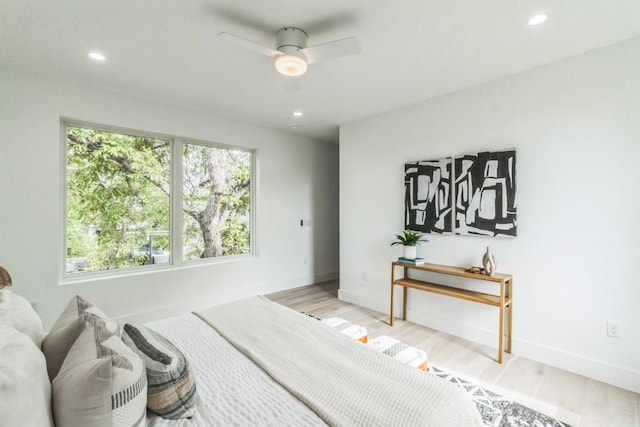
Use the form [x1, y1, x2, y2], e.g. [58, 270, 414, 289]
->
[61, 119, 256, 283]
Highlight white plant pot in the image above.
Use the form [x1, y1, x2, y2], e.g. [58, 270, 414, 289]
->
[402, 245, 417, 260]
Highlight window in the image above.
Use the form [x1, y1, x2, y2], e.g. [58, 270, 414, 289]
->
[64, 123, 253, 277]
[182, 143, 251, 260]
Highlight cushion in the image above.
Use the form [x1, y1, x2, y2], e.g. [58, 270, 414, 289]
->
[0, 289, 45, 346]
[366, 335, 428, 370]
[42, 295, 119, 380]
[52, 322, 147, 427]
[0, 325, 54, 427]
[122, 323, 197, 419]
[321, 316, 368, 343]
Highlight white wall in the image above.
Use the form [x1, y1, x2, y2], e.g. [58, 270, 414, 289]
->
[0, 70, 339, 329]
[339, 37, 640, 392]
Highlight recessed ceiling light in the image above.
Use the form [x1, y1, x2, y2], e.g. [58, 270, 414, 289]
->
[293, 111, 303, 117]
[528, 14, 547, 26]
[88, 52, 106, 61]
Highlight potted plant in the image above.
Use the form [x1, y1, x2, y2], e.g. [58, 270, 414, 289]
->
[390, 230, 428, 260]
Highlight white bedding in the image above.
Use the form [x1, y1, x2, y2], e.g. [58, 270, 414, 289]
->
[144, 314, 327, 427]
[145, 297, 482, 427]
[196, 296, 483, 427]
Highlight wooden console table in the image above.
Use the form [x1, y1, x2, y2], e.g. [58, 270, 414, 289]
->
[390, 261, 513, 363]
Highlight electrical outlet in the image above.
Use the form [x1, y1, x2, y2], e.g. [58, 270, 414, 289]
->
[607, 321, 621, 338]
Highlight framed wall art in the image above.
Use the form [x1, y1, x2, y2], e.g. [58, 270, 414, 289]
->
[454, 150, 517, 237]
[404, 158, 453, 234]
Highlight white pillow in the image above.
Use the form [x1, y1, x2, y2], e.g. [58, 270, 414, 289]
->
[52, 323, 147, 427]
[0, 289, 44, 347]
[0, 325, 54, 427]
[42, 295, 119, 380]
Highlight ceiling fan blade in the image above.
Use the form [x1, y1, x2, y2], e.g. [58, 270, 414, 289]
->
[301, 37, 361, 65]
[218, 32, 282, 58]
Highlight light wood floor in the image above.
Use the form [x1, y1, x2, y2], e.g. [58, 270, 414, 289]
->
[267, 281, 639, 427]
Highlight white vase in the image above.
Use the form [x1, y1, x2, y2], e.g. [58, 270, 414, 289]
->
[482, 246, 497, 276]
[403, 245, 417, 260]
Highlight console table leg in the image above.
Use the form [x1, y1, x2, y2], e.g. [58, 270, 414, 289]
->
[402, 287, 407, 320]
[506, 305, 512, 354]
[507, 279, 513, 353]
[498, 304, 504, 364]
[390, 264, 395, 326]
[389, 284, 394, 326]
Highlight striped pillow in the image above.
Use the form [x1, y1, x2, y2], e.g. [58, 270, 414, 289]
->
[122, 323, 198, 419]
[52, 322, 147, 427]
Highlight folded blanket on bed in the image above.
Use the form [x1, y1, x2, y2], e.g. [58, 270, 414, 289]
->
[195, 296, 482, 427]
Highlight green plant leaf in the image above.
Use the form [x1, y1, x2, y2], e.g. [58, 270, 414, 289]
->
[390, 229, 429, 246]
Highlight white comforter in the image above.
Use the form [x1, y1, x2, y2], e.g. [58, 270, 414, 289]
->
[146, 296, 482, 426]
[196, 296, 483, 427]
[145, 314, 327, 427]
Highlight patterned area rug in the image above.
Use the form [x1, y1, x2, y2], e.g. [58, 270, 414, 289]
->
[301, 312, 571, 427]
[429, 367, 572, 427]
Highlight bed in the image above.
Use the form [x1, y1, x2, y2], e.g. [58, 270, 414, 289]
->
[0, 290, 483, 427]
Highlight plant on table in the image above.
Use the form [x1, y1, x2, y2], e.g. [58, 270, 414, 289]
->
[390, 230, 428, 260]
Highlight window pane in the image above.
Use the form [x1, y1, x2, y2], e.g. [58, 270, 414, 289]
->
[183, 143, 251, 260]
[65, 126, 171, 274]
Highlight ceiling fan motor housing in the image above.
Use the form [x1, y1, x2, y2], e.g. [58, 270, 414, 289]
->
[276, 27, 308, 51]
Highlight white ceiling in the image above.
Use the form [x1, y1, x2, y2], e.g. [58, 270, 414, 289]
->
[2, 1, 640, 143]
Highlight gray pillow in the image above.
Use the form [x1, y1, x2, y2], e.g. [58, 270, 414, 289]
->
[122, 323, 197, 419]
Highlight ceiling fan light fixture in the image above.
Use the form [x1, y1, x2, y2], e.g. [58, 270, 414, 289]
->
[275, 54, 308, 77]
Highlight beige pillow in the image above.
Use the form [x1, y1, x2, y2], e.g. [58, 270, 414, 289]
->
[0, 289, 45, 346]
[0, 325, 54, 427]
[42, 295, 119, 380]
[52, 323, 147, 427]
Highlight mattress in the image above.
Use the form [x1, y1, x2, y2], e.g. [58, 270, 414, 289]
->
[144, 314, 327, 427]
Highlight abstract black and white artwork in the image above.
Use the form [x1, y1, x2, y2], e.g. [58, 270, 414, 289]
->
[454, 150, 517, 237]
[404, 158, 452, 234]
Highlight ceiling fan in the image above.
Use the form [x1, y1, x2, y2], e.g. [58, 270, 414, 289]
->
[218, 27, 361, 77]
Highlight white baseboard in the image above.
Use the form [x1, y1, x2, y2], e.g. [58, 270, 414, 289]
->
[338, 289, 640, 393]
[513, 337, 640, 394]
[314, 270, 339, 283]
